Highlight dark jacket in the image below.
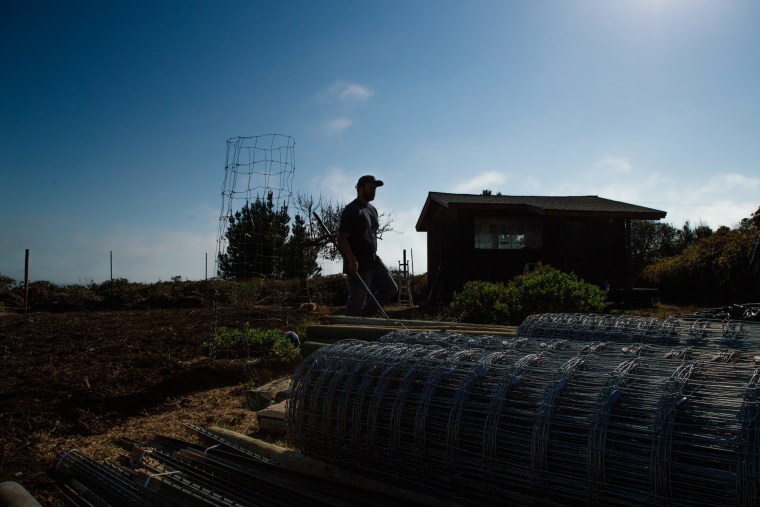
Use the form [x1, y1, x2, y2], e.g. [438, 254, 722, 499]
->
[339, 198, 379, 272]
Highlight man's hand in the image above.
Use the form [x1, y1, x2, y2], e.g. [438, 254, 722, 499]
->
[346, 258, 359, 276]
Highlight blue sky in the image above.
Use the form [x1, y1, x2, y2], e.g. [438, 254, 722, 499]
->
[2, 0, 758, 284]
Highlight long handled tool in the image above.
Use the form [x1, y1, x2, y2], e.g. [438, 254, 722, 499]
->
[312, 211, 390, 320]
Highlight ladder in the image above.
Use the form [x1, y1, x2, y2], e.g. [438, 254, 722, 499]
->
[397, 249, 413, 306]
[398, 277, 413, 306]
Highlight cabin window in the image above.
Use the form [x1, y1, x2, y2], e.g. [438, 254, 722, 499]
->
[474, 217, 543, 250]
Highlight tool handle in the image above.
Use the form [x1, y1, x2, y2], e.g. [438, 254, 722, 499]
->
[312, 211, 338, 249]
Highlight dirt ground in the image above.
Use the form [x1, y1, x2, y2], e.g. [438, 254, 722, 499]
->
[0, 307, 318, 505]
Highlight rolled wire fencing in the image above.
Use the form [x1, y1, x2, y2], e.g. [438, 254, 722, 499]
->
[287, 314, 760, 506]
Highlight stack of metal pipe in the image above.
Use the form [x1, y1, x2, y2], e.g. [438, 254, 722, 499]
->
[55, 429, 415, 506]
[287, 314, 760, 506]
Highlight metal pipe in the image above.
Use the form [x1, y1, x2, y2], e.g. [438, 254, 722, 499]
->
[0, 481, 43, 507]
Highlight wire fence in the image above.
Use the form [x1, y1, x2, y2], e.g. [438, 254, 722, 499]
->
[288, 315, 760, 506]
[212, 134, 297, 356]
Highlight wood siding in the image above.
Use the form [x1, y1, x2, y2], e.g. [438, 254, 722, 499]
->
[425, 204, 630, 301]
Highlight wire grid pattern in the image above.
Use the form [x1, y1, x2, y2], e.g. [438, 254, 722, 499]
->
[216, 134, 295, 278]
[518, 312, 759, 349]
[288, 319, 760, 506]
[378, 329, 534, 351]
[212, 134, 295, 353]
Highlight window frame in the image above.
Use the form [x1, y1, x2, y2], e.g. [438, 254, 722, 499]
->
[473, 216, 543, 250]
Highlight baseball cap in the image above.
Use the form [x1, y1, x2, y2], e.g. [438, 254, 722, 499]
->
[356, 175, 384, 188]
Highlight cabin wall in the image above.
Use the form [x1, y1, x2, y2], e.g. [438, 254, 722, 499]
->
[424, 206, 629, 301]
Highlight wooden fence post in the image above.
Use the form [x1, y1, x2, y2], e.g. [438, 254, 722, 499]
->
[23, 249, 29, 312]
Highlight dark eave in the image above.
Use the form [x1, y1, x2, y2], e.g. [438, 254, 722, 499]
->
[416, 192, 667, 231]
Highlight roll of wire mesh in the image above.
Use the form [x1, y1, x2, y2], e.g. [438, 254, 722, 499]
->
[288, 315, 760, 506]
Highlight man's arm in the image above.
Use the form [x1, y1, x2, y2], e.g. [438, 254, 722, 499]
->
[337, 231, 359, 276]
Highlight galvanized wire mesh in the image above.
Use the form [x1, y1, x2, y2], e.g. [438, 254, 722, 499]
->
[518, 312, 760, 349]
[212, 134, 297, 358]
[379, 330, 534, 351]
[288, 317, 760, 506]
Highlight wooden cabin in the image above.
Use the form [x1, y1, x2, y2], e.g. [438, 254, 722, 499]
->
[415, 192, 666, 301]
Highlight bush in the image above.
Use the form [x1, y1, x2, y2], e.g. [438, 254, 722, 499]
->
[203, 324, 301, 363]
[0, 274, 21, 309]
[2, 272, 423, 312]
[26, 280, 71, 310]
[641, 226, 758, 304]
[505, 264, 607, 324]
[0, 274, 16, 291]
[447, 280, 511, 324]
[447, 264, 607, 325]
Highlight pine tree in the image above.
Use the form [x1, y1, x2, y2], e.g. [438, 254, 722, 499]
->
[283, 214, 321, 279]
[218, 191, 290, 279]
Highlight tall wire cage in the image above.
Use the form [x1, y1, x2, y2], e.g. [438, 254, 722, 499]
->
[212, 134, 296, 359]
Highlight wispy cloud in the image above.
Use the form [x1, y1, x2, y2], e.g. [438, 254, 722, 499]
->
[694, 172, 760, 199]
[543, 157, 759, 229]
[315, 81, 374, 135]
[319, 81, 375, 104]
[323, 117, 352, 135]
[451, 170, 507, 194]
[309, 166, 354, 203]
[595, 156, 632, 173]
[376, 205, 427, 274]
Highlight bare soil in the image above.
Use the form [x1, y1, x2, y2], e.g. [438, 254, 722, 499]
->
[0, 307, 319, 505]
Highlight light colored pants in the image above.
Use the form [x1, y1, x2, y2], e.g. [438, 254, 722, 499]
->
[345, 257, 398, 317]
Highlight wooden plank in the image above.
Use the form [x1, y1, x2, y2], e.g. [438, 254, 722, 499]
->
[245, 376, 292, 411]
[256, 400, 287, 434]
[300, 341, 329, 358]
[329, 315, 517, 332]
[207, 427, 463, 507]
[305, 325, 394, 343]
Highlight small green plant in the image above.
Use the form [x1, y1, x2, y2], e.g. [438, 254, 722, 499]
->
[204, 324, 301, 362]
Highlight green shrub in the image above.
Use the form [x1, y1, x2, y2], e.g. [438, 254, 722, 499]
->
[505, 264, 607, 324]
[447, 280, 511, 324]
[446, 264, 607, 325]
[0, 274, 16, 291]
[0, 274, 22, 310]
[203, 324, 301, 363]
[641, 227, 758, 304]
[26, 280, 70, 310]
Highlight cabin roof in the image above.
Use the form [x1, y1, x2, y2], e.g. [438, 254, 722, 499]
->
[416, 192, 667, 231]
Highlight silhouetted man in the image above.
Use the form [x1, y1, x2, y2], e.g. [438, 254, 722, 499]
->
[337, 175, 397, 316]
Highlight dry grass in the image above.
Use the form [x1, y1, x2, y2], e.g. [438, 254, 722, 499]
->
[0, 308, 302, 505]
